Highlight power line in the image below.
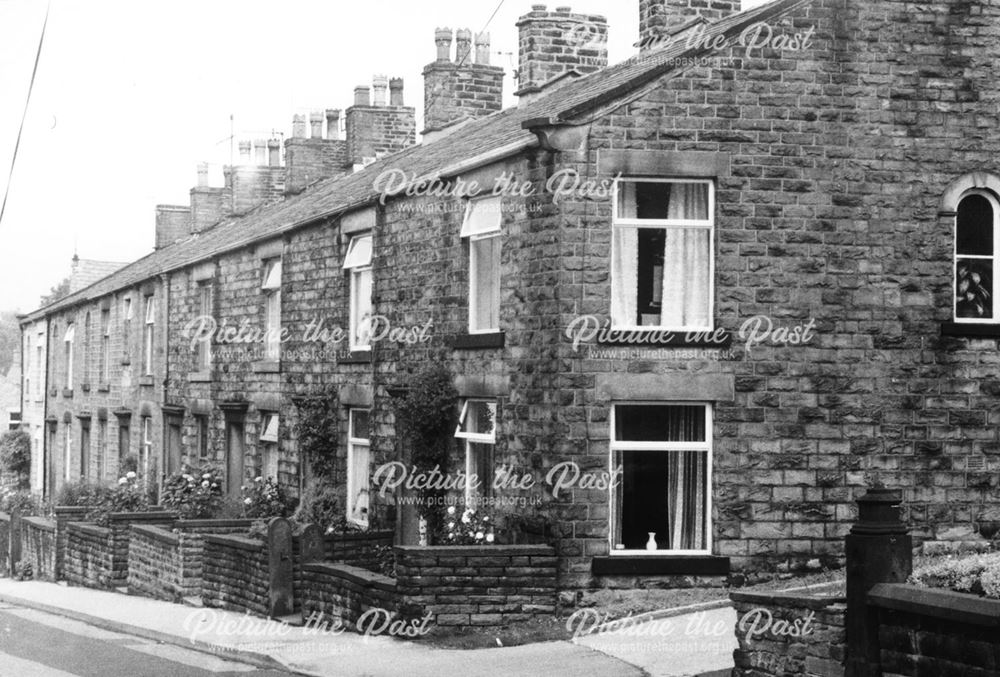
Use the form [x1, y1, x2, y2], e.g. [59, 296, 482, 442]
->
[0, 0, 51, 229]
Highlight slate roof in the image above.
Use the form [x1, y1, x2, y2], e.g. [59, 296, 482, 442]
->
[20, 0, 809, 323]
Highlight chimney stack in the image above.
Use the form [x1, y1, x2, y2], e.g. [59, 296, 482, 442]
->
[354, 86, 370, 106]
[372, 75, 389, 106]
[434, 27, 453, 61]
[154, 204, 191, 249]
[267, 139, 281, 167]
[254, 139, 267, 165]
[326, 109, 341, 140]
[345, 75, 416, 167]
[309, 111, 324, 138]
[292, 114, 307, 139]
[422, 26, 504, 138]
[238, 140, 252, 164]
[197, 162, 210, 187]
[516, 5, 608, 102]
[389, 78, 404, 106]
[638, 0, 740, 49]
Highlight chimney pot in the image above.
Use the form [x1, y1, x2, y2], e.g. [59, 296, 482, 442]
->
[455, 28, 473, 64]
[434, 27, 453, 62]
[326, 109, 341, 140]
[197, 162, 209, 187]
[516, 7, 608, 99]
[354, 86, 370, 107]
[389, 78, 404, 106]
[372, 75, 389, 106]
[532, 4, 547, 10]
[475, 32, 491, 65]
[254, 139, 267, 165]
[556, 5, 571, 12]
[238, 140, 252, 164]
[309, 111, 324, 138]
[292, 114, 307, 139]
[267, 139, 281, 167]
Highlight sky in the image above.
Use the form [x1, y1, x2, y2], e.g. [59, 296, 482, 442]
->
[0, 0, 766, 314]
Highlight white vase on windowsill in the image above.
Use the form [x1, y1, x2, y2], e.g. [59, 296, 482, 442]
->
[646, 532, 657, 551]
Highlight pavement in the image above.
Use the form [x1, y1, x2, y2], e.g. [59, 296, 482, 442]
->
[0, 578, 738, 677]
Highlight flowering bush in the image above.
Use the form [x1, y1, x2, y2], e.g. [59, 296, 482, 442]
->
[161, 466, 224, 519]
[241, 477, 293, 518]
[436, 506, 497, 546]
[86, 472, 150, 526]
[910, 552, 1000, 599]
[55, 481, 110, 508]
[0, 488, 42, 516]
[292, 480, 367, 535]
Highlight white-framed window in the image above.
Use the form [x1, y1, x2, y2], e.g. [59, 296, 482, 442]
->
[35, 339, 43, 400]
[609, 403, 712, 555]
[342, 234, 373, 351]
[83, 313, 91, 385]
[954, 189, 1000, 323]
[122, 296, 133, 360]
[196, 415, 210, 459]
[347, 408, 371, 527]
[611, 179, 714, 331]
[141, 416, 152, 481]
[63, 323, 75, 390]
[461, 196, 502, 333]
[100, 309, 110, 384]
[196, 283, 213, 369]
[259, 412, 279, 480]
[64, 424, 72, 483]
[142, 297, 155, 375]
[455, 399, 496, 506]
[261, 260, 282, 360]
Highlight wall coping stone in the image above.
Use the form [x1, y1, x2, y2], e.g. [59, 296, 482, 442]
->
[203, 534, 264, 551]
[327, 529, 394, 543]
[0, 512, 9, 523]
[303, 562, 397, 591]
[395, 545, 555, 556]
[53, 506, 89, 517]
[131, 523, 180, 546]
[108, 511, 176, 523]
[172, 518, 256, 530]
[68, 522, 111, 538]
[23, 516, 56, 532]
[731, 589, 847, 609]
[869, 582, 1000, 627]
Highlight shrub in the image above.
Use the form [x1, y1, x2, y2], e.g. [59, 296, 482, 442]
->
[119, 454, 138, 476]
[0, 430, 31, 487]
[56, 481, 110, 508]
[0, 488, 40, 516]
[241, 477, 293, 518]
[436, 506, 498, 546]
[910, 552, 1000, 598]
[295, 387, 338, 480]
[86, 473, 150, 526]
[161, 465, 224, 519]
[292, 480, 365, 535]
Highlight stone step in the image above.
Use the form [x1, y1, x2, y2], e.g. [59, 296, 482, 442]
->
[182, 596, 203, 607]
[273, 612, 304, 627]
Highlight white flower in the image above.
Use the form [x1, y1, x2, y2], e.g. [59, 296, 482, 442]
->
[118, 478, 127, 485]
[202, 473, 211, 480]
[211, 483, 218, 488]
[475, 531, 484, 540]
[126, 471, 137, 479]
[461, 514, 471, 524]
[446, 506, 456, 515]
[447, 522, 454, 529]
[254, 476, 263, 483]
[486, 533, 495, 543]
[201, 480, 210, 488]
[243, 497, 252, 505]
[183, 474, 193, 481]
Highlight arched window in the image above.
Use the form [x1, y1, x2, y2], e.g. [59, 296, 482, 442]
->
[955, 190, 1000, 322]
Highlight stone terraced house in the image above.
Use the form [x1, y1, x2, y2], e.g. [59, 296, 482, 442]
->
[18, 0, 1000, 591]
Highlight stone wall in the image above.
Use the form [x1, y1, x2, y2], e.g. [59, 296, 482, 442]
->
[63, 522, 114, 588]
[201, 533, 272, 616]
[53, 506, 88, 580]
[301, 562, 400, 629]
[869, 583, 1000, 677]
[730, 588, 846, 677]
[127, 519, 255, 602]
[325, 530, 393, 571]
[395, 545, 557, 628]
[20, 516, 55, 581]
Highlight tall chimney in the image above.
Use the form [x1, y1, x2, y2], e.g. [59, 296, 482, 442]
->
[434, 27, 453, 61]
[516, 5, 608, 101]
[372, 75, 388, 106]
[197, 162, 209, 187]
[326, 109, 341, 140]
[638, 0, 740, 49]
[254, 139, 267, 165]
[292, 114, 307, 139]
[455, 28, 473, 64]
[309, 111, 324, 138]
[238, 140, 252, 164]
[154, 204, 191, 249]
[422, 27, 504, 138]
[267, 139, 281, 167]
[389, 78, 404, 106]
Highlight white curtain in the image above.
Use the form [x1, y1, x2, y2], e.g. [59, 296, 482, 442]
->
[668, 451, 707, 550]
[350, 442, 370, 524]
[661, 184, 710, 327]
[611, 228, 638, 326]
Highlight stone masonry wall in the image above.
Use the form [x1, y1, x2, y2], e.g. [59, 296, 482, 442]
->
[63, 522, 114, 588]
[53, 506, 87, 580]
[301, 562, 400, 629]
[325, 530, 394, 571]
[731, 589, 846, 677]
[395, 545, 557, 628]
[20, 517, 56, 581]
[201, 534, 271, 616]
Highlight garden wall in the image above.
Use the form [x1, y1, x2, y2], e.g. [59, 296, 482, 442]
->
[0, 512, 9, 574]
[53, 506, 87, 579]
[395, 545, 557, 628]
[301, 562, 400, 629]
[325, 530, 393, 570]
[869, 583, 1000, 677]
[63, 511, 174, 589]
[20, 517, 56, 581]
[127, 519, 254, 602]
[730, 588, 846, 677]
[202, 533, 276, 616]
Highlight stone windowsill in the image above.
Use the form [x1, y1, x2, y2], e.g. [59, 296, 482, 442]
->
[120, 357, 131, 366]
[62, 388, 73, 398]
[97, 384, 110, 393]
[451, 332, 505, 350]
[138, 375, 154, 387]
[339, 350, 371, 364]
[188, 371, 212, 382]
[251, 360, 281, 374]
[81, 383, 91, 393]
[940, 322, 1000, 338]
[591, 555, 730, 576]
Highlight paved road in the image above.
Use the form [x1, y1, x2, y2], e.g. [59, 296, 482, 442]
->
[0, 603, 294, 677]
